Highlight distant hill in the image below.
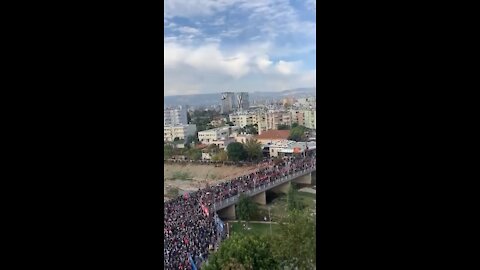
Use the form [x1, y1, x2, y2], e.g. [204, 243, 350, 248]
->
[164, 88, 316, 107]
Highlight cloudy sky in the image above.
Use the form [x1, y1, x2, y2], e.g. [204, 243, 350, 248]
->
[164, 0, 316, 96]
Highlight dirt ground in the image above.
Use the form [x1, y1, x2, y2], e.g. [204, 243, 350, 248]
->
[164, 163, 257, 200]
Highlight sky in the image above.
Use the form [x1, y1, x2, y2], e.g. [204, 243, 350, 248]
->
[164, 0, 316, 96]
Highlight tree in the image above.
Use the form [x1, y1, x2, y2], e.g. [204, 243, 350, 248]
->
[236, 194, 258, 227]
[203, 234, 278, 270]
[291, 123, 299, 128]
[277, 124, 290, 130]
[270, 210, 316, 269]
[164, 144, 174, 160]
[187, 148, 202, 160]
[243, 138, 262, 161]
[287, 183, 305, 211]
[226, 121, 235, 126]
[185, 135, 198, 145]
[244, 124, 258, 135]
[212, 150, 228, 162]
[288, 125, 306, 142]
[227, 142, 247, 162]
[207, 144, 220, 154]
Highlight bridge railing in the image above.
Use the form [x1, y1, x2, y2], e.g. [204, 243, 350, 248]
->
[212, 166, 316, 212]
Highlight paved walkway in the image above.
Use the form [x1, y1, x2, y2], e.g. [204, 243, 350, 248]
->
[224, 220, 279, 224]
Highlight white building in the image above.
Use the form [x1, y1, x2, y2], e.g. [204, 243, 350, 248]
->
[164, 124, 197, 142]
[303, 109, 316, 130]
[229, 111, 258, 128]
[264, 140, 316, 157]
[197, 126, 240, 144]
[164, 106, 188, 126]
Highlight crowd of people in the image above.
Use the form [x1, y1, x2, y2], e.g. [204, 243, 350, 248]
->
[164, 153, 316, 270]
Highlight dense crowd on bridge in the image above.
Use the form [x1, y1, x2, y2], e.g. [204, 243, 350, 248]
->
[164, 153, 316, 270]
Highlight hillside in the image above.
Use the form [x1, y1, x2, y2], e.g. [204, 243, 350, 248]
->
[164, 87, 316, 107]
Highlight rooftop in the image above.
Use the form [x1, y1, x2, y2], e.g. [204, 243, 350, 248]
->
[255, 130, 290, 140]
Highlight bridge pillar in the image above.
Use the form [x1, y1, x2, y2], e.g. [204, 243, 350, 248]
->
[217, 204, 236, 220]
[251, 191, 266, 205]
[270, 181, 291, 194]
[292, 172, 312, 185]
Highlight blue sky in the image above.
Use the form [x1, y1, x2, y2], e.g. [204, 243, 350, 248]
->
[164, 0, 316, 96]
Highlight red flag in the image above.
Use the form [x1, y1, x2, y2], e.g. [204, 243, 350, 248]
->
[201, 204, 210, 216]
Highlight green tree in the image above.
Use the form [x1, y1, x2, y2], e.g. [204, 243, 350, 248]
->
[212, 150, 228, 162]
[271, 210, 316, 269]
[187, 148, 202, 160]
[164, 144, 174, 160]
[243, 138, 262, 161]
[277, 124, 290, 130]
[236, 194, 258, 227]
[287, 183, 305, 211]
[185, 135, 198, 145]
[244, 124, 258, 135]
[207, 144, 220, 154]
[288, 125, 306, 142]
[291, 123, 299, 128]
[227, 142, 247, 162]
[203, 234, 278, 270]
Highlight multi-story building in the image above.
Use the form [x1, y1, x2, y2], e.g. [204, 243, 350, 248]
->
[290, 109, 305, 126]
[197, 126, 240, 144]
[229, 111, 258, 128]
[164, 124, 197, 142]
[164, 106, 188, 126]
[303, 109, 316, 129]
[257, 110, 292, 134]
[236, 92, 250, 111]
[220, 92, 236, 114]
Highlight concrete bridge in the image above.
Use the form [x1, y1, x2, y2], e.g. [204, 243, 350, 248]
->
[211, 167, 316, 220]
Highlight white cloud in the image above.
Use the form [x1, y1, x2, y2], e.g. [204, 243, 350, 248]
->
[164, 41, 315, 94]
[163, 0, 316, 95]
[256, 55, 273, 72]
[178, 26, 201, 35]
[275, 60, 300, 75]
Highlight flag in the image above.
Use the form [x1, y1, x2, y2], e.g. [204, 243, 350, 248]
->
[188, 254, 198, 270]
[201, 204, 210, 216]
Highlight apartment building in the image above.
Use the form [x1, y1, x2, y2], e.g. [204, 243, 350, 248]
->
[229, 111, 258, 128]
[257, 110, 292, 134]
[164, 124, 197, 142]
[164, 106, 188, 126]
[197, 126, 240, 144]
[290, 109, 305, 126]
[303, 109, 316, 130]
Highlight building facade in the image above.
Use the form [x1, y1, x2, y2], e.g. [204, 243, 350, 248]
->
[197, 126, 240, 144]
[220, 92, 236, 114]
[164, 106, 188, 126]
[164, 124, 197, 142]
[303, 109, 316, 129]
[257, 110, 292, 134]
[236, 92, 250, 111]
[229, 111, 258, 128]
